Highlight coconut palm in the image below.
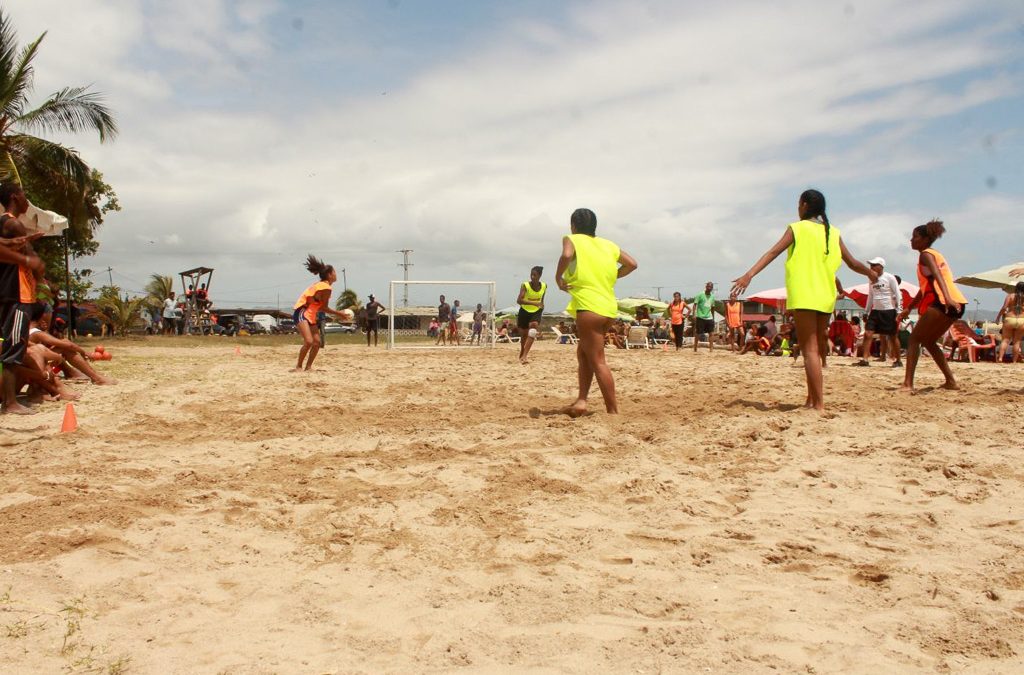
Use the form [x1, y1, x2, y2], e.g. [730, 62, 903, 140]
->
[92, 292, 145, 337]
[145, 274, 174, 310]
[335, 288, 360, 311]
[0, 10, 117, 194]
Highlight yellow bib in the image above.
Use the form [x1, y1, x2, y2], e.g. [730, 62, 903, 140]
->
[563, 234, 620, 319]
[519, 281, 546, 312]
[785, 219, 841, 313]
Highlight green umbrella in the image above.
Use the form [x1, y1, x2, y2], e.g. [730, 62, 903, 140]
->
[617, 297, 669, 314]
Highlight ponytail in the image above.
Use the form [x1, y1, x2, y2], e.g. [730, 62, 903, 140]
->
[799, 189, 830, 255]
[912, 220, 945, 248]
[304, 254, 334, 281]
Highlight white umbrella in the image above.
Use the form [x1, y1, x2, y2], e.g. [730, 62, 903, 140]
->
[956, 262, 1024, 293]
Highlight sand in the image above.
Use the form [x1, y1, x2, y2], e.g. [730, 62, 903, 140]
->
[1, 338, 1022, 673]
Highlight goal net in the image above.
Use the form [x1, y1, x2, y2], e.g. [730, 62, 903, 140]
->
[387, 280, 497, 349]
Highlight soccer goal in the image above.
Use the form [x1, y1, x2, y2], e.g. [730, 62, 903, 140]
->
[387, 280, 497, 349]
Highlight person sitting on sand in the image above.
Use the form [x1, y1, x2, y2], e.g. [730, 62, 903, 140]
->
[28, 303, 116, 385]
[827, 312, 856, 356]
[556, 207, 638, 416]
[428, 317, 440, 338]
[897, 220, 967, 393]
[292, 254, 348, 371]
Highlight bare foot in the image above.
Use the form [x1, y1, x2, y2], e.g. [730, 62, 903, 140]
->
[899, 384, 916, 395]
[94, 377, 118, 385]
[941, 381, 959, 391]
[59, 388, 81, 401]
[2, 402, 36, 415]
[563, 400, 588, 418]
[290, 367, 303, 372]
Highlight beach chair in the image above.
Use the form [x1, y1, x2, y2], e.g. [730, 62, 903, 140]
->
[496, 333, 520, 344]
[625, 325, 650, 349]
[948, 321, 996, 363]
[551, 327, 577, 344]
[651, 333, 670, 347]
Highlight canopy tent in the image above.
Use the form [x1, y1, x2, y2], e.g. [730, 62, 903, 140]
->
[845, 281, 919, 309]
[955, 262, 1024, 293]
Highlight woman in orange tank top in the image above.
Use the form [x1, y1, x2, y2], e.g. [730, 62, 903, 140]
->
[896, 221, 965, 393]
[667, 291, 688, 350]
[291, 254, 348, 371]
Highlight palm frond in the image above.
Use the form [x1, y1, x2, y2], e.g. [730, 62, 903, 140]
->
[0, 31, 44, 121]
[145, 274, 174, 308]
[92, 294, 144, 337]
[18, 86, 118, 141]
[1, 149, 22, 185]
[6, 133, 91, 194]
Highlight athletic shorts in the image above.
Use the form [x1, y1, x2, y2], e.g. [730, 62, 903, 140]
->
[930, 301, 965, 320]
[292, 307, 313, 324]
[866, 309, 898, 335]
[517, 308, 542, 330]
[1, 302, 31, 366]
[366, 317, 378, 332]
[696, 317, 715, 335]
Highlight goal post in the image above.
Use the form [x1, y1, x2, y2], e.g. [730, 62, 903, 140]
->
[387, 280, 497, 349]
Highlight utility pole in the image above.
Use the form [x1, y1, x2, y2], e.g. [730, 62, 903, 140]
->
[396, 249, 413, 307]
[652, 286, 666, 301]
[106, 266, 114, 288]
[341, 268, 347, 291]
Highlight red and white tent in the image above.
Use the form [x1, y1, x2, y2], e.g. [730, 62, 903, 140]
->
[845, 281, 919, 309]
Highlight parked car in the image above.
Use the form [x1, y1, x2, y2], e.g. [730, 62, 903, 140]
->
[274, 318, 297, 334]
[323, 322, 357, 334]
[251, 314, 278, 333]
[243, 321, 267, 335]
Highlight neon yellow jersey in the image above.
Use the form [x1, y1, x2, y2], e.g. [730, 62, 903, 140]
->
[785, 219, 841, 313]
[563, 234, 620, 319]
[519, 281, 546, 312]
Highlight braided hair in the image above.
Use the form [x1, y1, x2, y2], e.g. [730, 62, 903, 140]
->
[304, 254, 334, 281]
[1014, 281, 1024, 315]
[799, 189, 831, 255]
[570, 208, 597, 236]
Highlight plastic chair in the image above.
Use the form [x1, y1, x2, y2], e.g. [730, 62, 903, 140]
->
[551, 327, 578, 344]
[948, 320, 996, 362]
[625, 325, 650, 349]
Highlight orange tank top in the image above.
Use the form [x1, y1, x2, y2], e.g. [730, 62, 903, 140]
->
[18, 264, 36, 303]
[294, 280, 332, 324]
[669, 300, 685, 325]
[726, 302, 741, 328]
[917, 248, 967, 305]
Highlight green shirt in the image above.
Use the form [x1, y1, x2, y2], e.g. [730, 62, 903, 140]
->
[694, 291, 714, 319]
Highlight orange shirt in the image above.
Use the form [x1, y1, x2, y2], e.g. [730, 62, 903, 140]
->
[726, 302, 741, 328]
[18, 264, 36, 303]
[294, 280, 332, 324]
[669, 300, 686, 325]
[917, 248, 967, 305]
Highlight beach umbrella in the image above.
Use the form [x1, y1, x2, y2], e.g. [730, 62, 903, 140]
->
[845, 281, 919, 309]
[746, 287, 787, 308]
[456, 312, 475, 323]
[618, 297, 669, 313]
[20, 201, 69, 236]
[495, 305, 519, 318]
[955, 262, 1024, 292]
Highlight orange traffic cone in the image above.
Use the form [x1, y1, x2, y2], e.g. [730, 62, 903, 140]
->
[235, 346, 242, 356]
[61, 403, 78, 433]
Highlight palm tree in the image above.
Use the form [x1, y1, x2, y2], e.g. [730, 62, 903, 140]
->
[145, 274, 174, 311]
[0, 10, 117, 195]
[92, 292, 145, 337]
[335, 288, 360, 311]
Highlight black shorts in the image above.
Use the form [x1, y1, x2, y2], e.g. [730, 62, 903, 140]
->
[696, 317, 715, 335]
[517, 308, 542, 330]
[1, 302, 31, 367]
[366, 317, 379, 332]
[931, 301, 965, 320]
[866, 309, 898, 335]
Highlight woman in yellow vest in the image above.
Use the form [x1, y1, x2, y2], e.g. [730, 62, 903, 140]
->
[731, 189, 876, 411]
[896, 220, 967, 393]
[516, 266, 546, 364]
[556, 208, 638, 416]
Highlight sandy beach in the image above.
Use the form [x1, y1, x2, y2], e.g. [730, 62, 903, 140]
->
[1, 338, 1022, 673]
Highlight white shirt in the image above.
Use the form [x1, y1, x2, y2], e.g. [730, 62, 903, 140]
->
[866, 272, 901, 313]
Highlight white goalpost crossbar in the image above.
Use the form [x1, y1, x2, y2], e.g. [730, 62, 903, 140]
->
[387, 280, 498, 349]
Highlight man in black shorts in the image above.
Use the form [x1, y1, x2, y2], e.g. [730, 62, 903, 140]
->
[1, 183, 47, 414]
[856, 257, 903, 367]
[364, 293, 384, 347]
[435, 294, 450, 346]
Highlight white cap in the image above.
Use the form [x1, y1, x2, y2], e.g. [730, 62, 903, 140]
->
[867, 257, 885, 267]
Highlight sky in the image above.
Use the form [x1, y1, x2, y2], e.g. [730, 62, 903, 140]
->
[6, 0, 1024, 311]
